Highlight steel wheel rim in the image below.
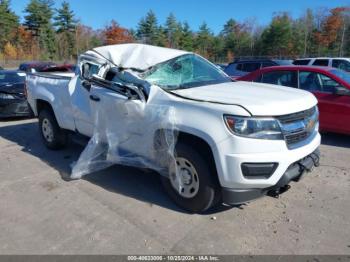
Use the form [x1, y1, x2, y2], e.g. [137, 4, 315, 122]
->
[42, 118, 54, 143]
[169, 157, 200, 198]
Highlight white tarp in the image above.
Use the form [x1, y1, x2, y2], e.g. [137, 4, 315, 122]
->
[91, 43, 190, 71]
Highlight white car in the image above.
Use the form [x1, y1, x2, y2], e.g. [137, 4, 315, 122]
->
[293, 57, 350, 72]
[26, 44, 321, 213]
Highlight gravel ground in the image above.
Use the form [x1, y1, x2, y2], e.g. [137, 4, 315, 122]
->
[0, 118, 349, 255]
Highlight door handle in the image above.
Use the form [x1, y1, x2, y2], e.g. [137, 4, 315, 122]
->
[89, 95, 100, 102]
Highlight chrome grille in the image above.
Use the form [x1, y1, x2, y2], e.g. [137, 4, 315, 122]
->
[277, 107, 318, 149]
[285, 131, 308, 145]
[277, 107, 316, 124]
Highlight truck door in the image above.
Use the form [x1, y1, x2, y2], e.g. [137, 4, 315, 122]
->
[70, 61, 102, 137]
[87, 72, 150, 159]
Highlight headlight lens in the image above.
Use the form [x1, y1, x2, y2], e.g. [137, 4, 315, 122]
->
[0, 93, 15, 99]
[224, 115, 283, 140]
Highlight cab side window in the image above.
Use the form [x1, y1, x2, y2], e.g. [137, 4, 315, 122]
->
[299, 71, 340, 93]
[332, 59, 350, 72]
[299, 71, 321, 91]
[312, 59, 329, 67]
[318, 73, 340, 93]
[81, 62, 100, 80]
[236, 63, 243, 71]
[241, 62, 261, 72]
[261, 62, 276, 68]
[293, 59, 311, 65]
[261, 71, 297, 88]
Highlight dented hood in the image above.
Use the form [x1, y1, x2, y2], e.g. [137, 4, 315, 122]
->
[92, 43, 190, 71]
[172, 81, 318, 116]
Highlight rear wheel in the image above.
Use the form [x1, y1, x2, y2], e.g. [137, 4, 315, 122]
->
[161, 142, 221, 213]
[38, 109, 67, 150]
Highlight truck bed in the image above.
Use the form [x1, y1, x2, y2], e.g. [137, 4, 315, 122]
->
[26, 72, 77, 131]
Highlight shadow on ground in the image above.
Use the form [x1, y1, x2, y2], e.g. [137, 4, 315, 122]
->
[0, 120, 231, 214]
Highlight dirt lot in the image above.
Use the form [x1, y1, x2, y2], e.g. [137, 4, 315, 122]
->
[0, 118, 349, 255]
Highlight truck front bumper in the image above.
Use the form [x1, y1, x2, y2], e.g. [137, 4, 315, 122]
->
[221, 148, 320, 205]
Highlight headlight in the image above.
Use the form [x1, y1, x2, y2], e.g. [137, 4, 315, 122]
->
[0, 93, 15, 99]
[224, 115, 283, 140]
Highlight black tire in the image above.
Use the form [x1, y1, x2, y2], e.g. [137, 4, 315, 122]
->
[38, 109, 67, 150]
[161, 142, 221, 213]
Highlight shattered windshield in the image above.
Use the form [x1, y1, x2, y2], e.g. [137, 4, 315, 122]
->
[141, 54, 231, 90]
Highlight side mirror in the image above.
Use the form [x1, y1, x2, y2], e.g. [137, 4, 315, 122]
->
[334, 86, 350, 96]
[82, 63, 91, 79]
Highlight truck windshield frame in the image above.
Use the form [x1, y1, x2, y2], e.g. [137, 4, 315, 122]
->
[140, 54, 231, 90]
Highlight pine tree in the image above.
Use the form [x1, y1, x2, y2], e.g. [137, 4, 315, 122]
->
[260, 13, 293, 57]
[54, 1, 77, 59]
[179, 22, 194, 51]
[165, 13, 182, 48]
[24, 0, 56, 59]
[195, 22, 213, 58]
[221, 19, 238, 57]
[0, 0, 19, 50]
[153, 25, 167, 47]
[136, 10, 159, 44]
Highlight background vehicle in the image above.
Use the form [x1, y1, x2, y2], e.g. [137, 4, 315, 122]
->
[26, 44, 320, 213]
[18, 61, 57, 72]
[272, 59, 293, 65]
[293, 57, 350, 72]
[38, 64, 77, 73]
[0, 66, 3, 70]
[215, 63, 227, 70]
[238, 65, 350, 135]
[0, 70, 32, 118]
[224, 59, 279, 79]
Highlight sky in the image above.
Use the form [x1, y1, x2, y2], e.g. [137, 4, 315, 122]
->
[10, 0, 350, 33]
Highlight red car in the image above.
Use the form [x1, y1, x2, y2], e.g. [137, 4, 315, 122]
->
[238, 66, 350, 135]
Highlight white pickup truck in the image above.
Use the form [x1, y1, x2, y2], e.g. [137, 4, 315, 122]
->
[26, 44, 321, 213]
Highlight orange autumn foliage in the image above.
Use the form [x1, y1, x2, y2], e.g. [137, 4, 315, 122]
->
[103, 20, 134, 45]
[315, 7, 350, 48]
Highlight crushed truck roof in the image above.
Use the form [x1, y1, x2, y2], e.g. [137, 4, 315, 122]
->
[91, 43, 190, 71]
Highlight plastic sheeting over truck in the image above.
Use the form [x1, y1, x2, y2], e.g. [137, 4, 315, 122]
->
[70, 44, 182, 186]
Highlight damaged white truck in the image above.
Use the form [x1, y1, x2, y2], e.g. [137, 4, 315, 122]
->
[26, 44, 321, 213]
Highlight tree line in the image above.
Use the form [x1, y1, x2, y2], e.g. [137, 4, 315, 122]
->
[0, 0, 350, 63]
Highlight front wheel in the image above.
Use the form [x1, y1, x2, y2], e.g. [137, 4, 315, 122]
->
[38, 109, 67, 150]
[161, 142, 221, 213]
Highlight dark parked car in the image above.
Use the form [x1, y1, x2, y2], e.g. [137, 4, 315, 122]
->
[18, 61, 56, 72]
[224, 59, 279, 79]
[0, 70, 32, 118]
[38, 64, 77, 73]
[238, 65, 350, 135]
